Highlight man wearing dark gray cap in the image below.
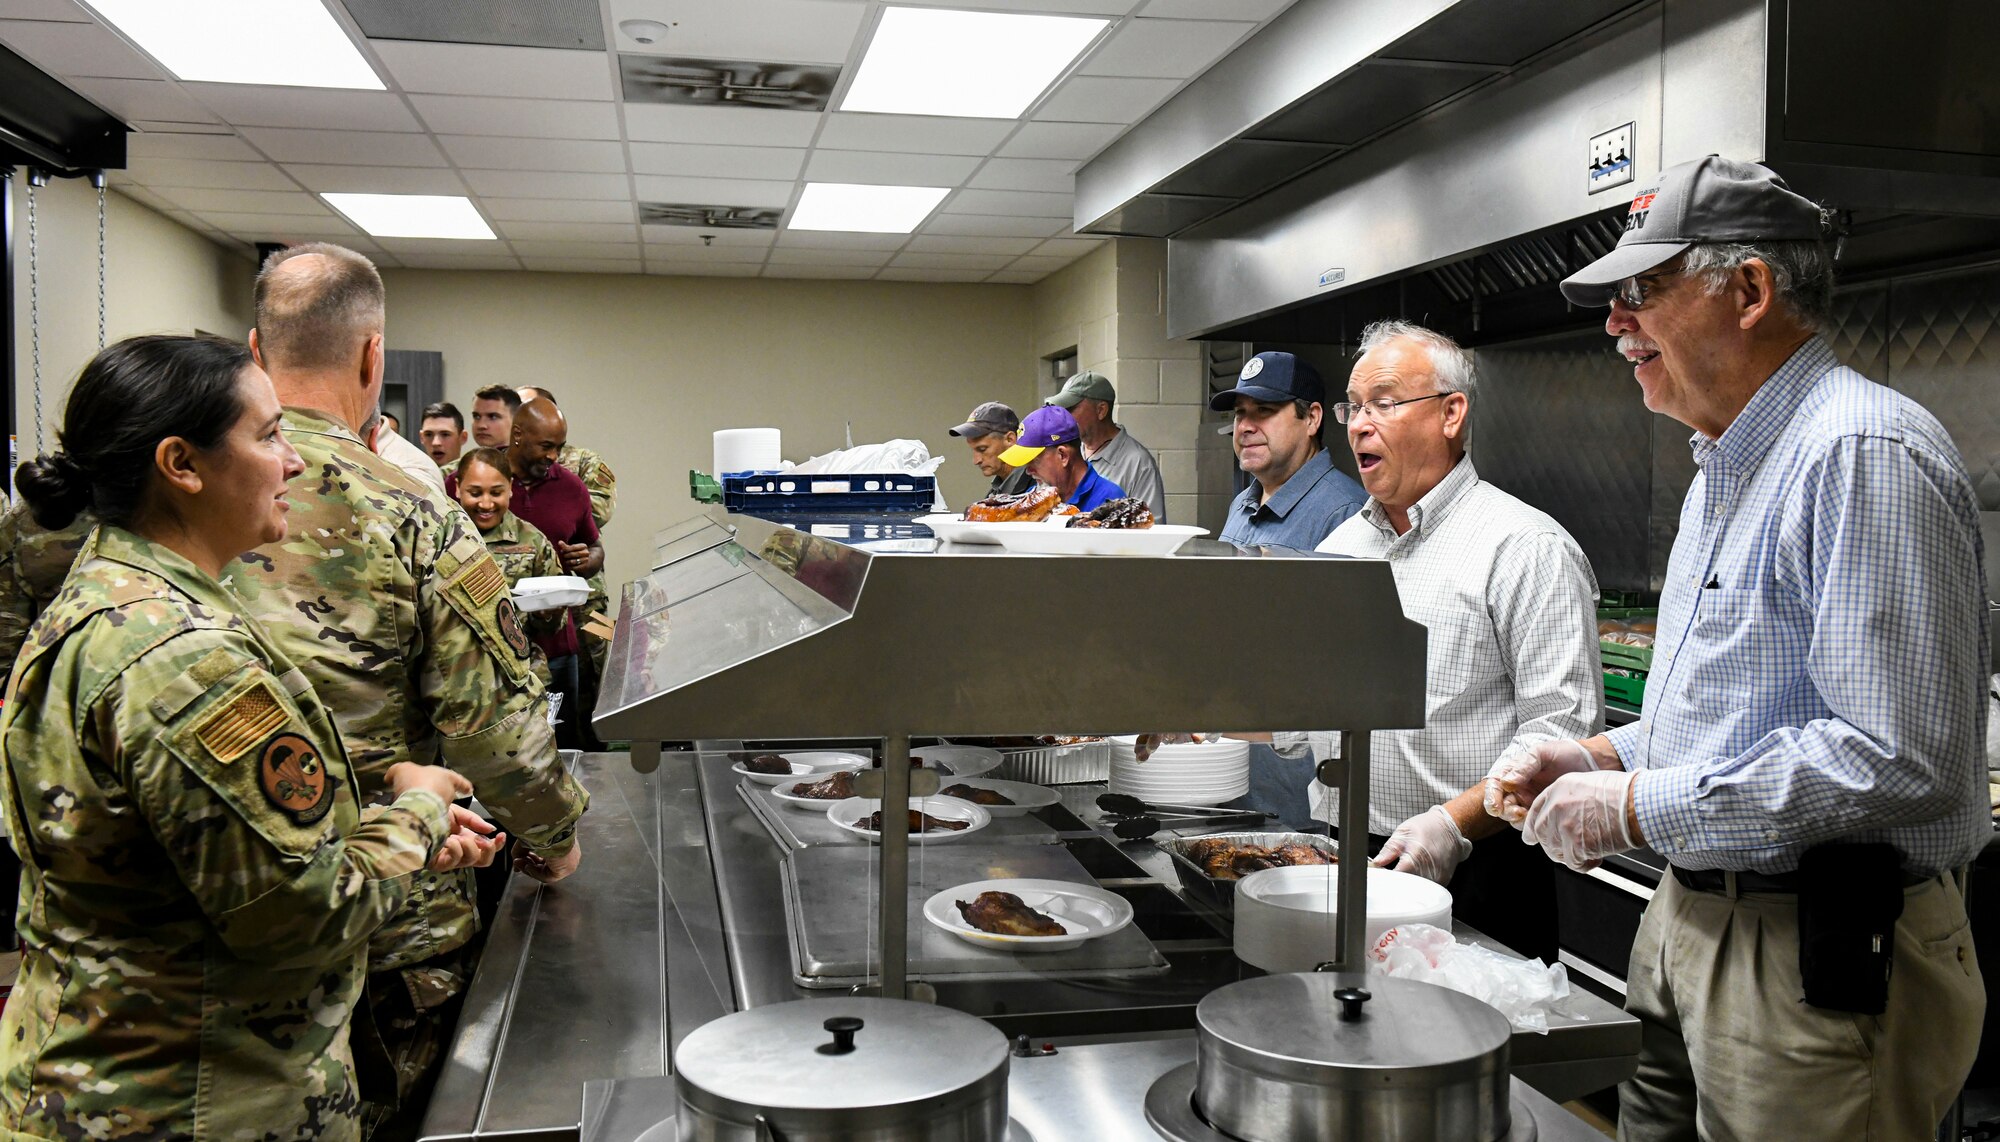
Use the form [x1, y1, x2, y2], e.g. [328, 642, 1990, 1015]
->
[949, 401, 1033, 497]
[1046, 372, 1165, 517]
[1213, 351, 1365, 551]
[1495, 155, 1986, 1141]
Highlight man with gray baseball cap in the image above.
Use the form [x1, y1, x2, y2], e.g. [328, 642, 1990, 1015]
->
[1046, 372, 1165, 516]
[949, 401, 1033, 497]
[1498, 155, 1987, 1140]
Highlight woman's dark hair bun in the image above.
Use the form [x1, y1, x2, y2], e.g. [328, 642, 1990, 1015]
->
[15, 453, 92, 530]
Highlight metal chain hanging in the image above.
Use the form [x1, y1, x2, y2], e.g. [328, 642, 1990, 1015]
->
[26, 171, 43, 457]
[95, 175, 107, 351]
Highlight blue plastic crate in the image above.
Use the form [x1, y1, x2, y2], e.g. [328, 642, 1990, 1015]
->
[721, 471, 936, 513]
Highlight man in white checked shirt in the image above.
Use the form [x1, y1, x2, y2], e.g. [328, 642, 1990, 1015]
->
[1273, 319, 1604, 964]
[1497, 156, 1987, 1141]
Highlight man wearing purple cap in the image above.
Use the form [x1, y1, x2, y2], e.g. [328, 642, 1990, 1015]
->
[999, 405, 1125, 512]
[1494, 156, 1986, 1140]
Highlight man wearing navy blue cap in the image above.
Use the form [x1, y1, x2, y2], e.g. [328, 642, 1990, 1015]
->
[1000, 406, 1125, 512]
[1214, 352, 1365, 550]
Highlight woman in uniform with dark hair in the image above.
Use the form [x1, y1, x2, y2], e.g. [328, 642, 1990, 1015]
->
[0, 334, 501, 1141]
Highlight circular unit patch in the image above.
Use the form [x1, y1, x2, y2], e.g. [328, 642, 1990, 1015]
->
[496, 596, 531, 659]
[260, 733, 334, 825]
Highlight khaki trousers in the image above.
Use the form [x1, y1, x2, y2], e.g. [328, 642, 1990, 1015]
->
[1619, 870, 1983, 1142]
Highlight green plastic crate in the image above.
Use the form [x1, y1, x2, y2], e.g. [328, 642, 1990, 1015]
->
[1601, 640, 1654, 671]
[1604, 671, 1647, 708]
[689, 469, 724, 504]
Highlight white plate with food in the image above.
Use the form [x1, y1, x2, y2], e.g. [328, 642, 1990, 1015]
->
[909, 744, 1003, 778]
[781, 750, 872, 771]
[915, 514, 1067, 546]
[730, 753, 859, 785]
[827, 796, 990, 843]
[923, 879, 1136, 953]
[932, 777, 1061, 818]
[770, 770, 863, 810]
[989, 523, 1208, 557]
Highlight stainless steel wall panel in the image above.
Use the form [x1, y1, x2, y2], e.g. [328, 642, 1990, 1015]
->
[1879, 269, 2000, 508]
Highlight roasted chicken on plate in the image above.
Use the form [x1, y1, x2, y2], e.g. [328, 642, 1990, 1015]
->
[1066, 497, 1154, 529]
[1185, 837, 1335, 881]
[955, 890, 1066, 936]
[862, 810, 969, 834]
[962, 484, 1078, 523]
[744, 754, 791, 774]
[789, 770, 856, 799]
[940, 783, 1015, 806]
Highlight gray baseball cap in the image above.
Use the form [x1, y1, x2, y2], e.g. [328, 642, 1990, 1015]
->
[1559, 155, 1827, 306]
[949, 401, 1020, 438]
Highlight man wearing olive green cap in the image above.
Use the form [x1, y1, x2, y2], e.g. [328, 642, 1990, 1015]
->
[1046, 372, 1164, 516]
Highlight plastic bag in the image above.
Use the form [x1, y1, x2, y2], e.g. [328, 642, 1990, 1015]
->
[788, 439, 945, 476]
[1368, 923, 1573, 1034]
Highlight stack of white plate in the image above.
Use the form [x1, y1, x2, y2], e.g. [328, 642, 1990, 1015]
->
[1106, 735, 1249, 806]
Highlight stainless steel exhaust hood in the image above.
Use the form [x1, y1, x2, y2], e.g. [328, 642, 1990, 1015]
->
[1074, 0, 2000, 341]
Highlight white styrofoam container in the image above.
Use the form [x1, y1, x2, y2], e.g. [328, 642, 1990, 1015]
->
[1232, 865, 1452, 974]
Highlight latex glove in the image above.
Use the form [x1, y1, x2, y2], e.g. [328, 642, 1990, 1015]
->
[1486, 739, 1596, 825]
[1372, 805, 1474, 884]
[1133, 733, 1196, 762]
[1521, 769, 1638, 872]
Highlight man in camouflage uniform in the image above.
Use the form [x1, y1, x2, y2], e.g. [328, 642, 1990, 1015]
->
[0, 499, 89, 669]
[518, 385, 617, 677]
[237, 243, 590, 1131]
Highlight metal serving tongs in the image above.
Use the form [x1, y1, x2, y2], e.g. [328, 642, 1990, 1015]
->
[1097, 792, 1269, 839]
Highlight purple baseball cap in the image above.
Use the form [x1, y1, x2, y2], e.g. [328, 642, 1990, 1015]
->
[998, 405, 1080, 466]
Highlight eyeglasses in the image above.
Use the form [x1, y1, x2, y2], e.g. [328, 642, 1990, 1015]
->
[1613, 267, 1684, 309]
[1331, 393, 1447, 424]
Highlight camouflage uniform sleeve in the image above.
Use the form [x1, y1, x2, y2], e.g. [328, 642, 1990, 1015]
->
[106, 625, 451, 967]
[415, 504, 588, 856]
[0, 505, 35, 670]
[576, 450, 615, 529]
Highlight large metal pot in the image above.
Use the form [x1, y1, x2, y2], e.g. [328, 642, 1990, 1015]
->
[673, 997, 1010, 1141]
[1180, 972, 1513, 1142]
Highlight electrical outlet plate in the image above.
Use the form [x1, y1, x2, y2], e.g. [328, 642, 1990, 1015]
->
[1589, 122, 1635, 194]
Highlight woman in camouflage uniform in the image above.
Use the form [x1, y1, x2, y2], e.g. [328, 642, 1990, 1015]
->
[454, 447, 572, 689]
[0, 336, 502, 1141]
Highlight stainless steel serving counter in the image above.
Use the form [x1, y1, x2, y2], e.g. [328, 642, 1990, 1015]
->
[422, 748, 1638, 1139]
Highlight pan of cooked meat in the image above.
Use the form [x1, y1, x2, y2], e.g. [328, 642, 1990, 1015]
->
[1163, 832, 1340, 914]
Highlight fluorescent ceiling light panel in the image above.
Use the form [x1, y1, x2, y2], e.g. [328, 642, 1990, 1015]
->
[842, 7, 1108, 119]
[82, 0, 383, 89]
[322, 194, 495, 239]
[790, 183, 949, 233]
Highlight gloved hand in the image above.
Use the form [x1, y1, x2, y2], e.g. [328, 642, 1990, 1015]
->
[1134, 733, 1196, 762]
[1372, 805, 1474, 884]
[1485, 739, 1596, 825]
[1521, 769, 1639, 872]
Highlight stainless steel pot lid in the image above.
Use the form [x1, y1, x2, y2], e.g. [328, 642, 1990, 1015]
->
[1197, 973, 1511, 1090]
[675, 998, 1008, 1117]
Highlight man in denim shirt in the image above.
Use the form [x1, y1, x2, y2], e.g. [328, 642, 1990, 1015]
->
[1216, 352, 1365, 551]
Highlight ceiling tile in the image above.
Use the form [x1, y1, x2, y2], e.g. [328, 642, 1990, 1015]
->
[922, 214, 1069, 237]
[640, 243, 769, 263]
[771, 231, 906, 251]
[765, 248, 894, 267]
[371, 40, 614, 100]
[624, 104, 820, 147]
[904, 235, 1039, 255]
[1032, 237, 1105, 256]
[184, 85, 421, 130]
[1032, 76, 1179, 124]
[409, 94, 619, 139]
[1139, 0, 1293, 18]
[987, 269, 1050, 284]
[240, 127, 447, 166]
[508, 240, 642, 257]
[886, 0, 1139, 12]
[997, 121, 1122, 160]
[129, 119, 234, 134]
[1007, 254, 1081, 272]
[967, 158, 1074, 193]
[890, 252, 1014, 271]
[641, 226, 775, 248]
[496, 220, 639, 241]
[460, 169, 632, 200]
[71, 78, 219, 123]
[633, 174, 795, 209]
[944, 188, 1072, 217]
[4, 2, 95, 21]
[1078, 18, 1255, 79]
[877, 268, 992, 282]
[189, 211, 362, 238]
[762, 264, 878, 279]
[631, 142, 805, 181]
[375, 237, 511, 255]
[646, 262, 762, 277]
[283, 164, 469, 194]
[816, 113, 1011, 156]
[485, 198, 636, 223]
[803, 149, 978, 187]
[607, 0, 866, 63]
[439, 134, 626, 172]
[152, 186, 330, 215]
[393, 253, 527, 270]
[124, 158, 298, 191]
[0, 18, 161, 79]
[124, 131, 262, 161]
[520, 257, 642, 273]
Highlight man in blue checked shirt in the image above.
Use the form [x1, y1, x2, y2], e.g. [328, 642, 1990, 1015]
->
[1492, 156, 1987, 1141]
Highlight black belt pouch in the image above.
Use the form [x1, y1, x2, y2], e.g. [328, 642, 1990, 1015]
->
[1796, 843, 1904, 1015]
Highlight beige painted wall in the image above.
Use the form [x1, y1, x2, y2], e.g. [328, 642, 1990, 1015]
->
[7, 175, 254, 464]
[1029, 237, 1208, 524]
[378, 269, 1037, 597]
